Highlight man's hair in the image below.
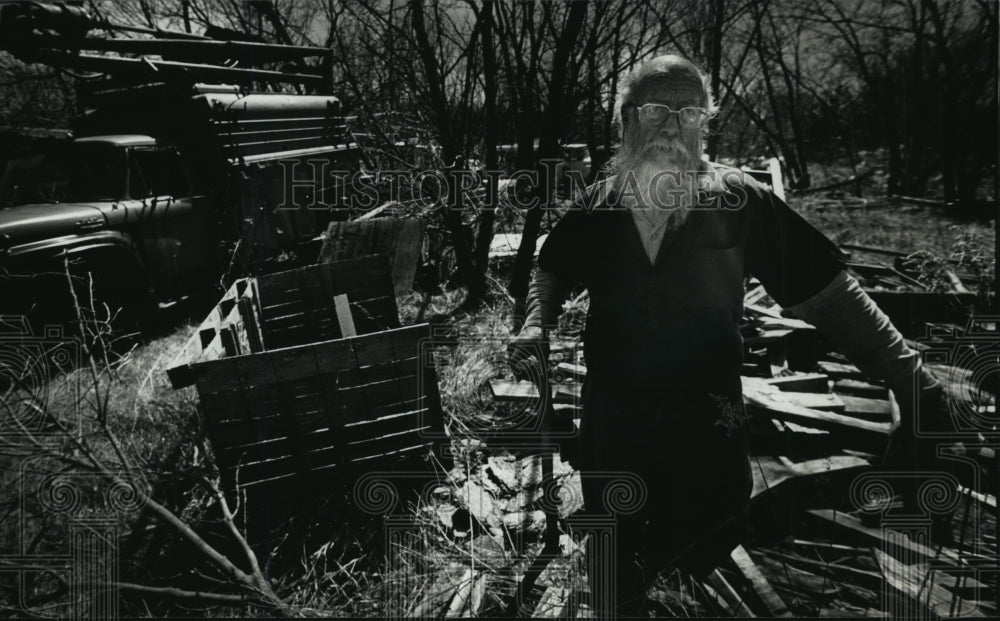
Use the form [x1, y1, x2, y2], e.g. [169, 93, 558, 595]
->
[604, 54, 716, 184]
[615, 54, 718, 140]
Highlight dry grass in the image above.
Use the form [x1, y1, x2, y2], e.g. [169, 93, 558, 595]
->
[0, 322, 212, 616]
[792, 197, 994, 258]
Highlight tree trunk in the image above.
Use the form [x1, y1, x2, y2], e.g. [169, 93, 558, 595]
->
[508, 0, 589, 331]
[410, 0, 476, 293]
[706, 0, 725, 160]
[462, 0, 499, 310]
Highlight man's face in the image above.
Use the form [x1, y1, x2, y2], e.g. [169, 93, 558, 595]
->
[629, 76, 705, 170]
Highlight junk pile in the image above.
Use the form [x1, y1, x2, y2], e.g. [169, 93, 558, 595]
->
[168, 208, 995, 616]
[463, 273, 996, 617]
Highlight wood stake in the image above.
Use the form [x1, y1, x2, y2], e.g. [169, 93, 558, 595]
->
[334, 293, 357, 337]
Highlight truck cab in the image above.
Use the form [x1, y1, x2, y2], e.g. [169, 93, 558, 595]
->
[0, 134, 220, 329]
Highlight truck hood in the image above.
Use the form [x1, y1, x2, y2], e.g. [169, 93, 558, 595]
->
[0, 202, 108, 247]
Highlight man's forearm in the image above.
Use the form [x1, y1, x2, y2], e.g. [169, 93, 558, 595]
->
[522, 269, 573, 335]
[785, 270, 941, 424]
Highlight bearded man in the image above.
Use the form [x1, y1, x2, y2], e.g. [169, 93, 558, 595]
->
[508, 54, 947, 616]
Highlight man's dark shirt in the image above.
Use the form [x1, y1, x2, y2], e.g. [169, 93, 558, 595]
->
[537, 163, 847, 390]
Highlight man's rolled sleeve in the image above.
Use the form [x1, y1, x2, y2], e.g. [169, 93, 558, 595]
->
[745, 188, 848, 307]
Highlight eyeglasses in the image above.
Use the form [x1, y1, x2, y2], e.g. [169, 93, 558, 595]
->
[634, 103, 711, 127]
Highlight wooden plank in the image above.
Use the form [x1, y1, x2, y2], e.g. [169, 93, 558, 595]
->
[768, 157, 785, 201]
[257, 257, 391, 305]
[489, 379, 582, 404]
[804, 510, 968, 569]
[744, 327, 793, 346]
[194, 324, 422, 394]
[849, 262, 927, 290]
[779, 546, 991, 597]
[215, 406, 431, 471]
[704, 569, 755, 617]
[340, 374, 424, 411]
[744, 281, 768, 306]
[751, 455, 870, 500]
[817, 360, 867, 380]
[751, 551, 840, 598]
[224, 454, 297, 486]
[555, 362, 587, 380]
[466, 572, 488, 617]
[782, 421, 830, 435]
[765, 373, 829, 393]
[210, 390, 433, 452]
[214, 399, 426, 448]
[408, 562, 467, 617]
[348, 442, 430, 464]
[745, 303, 783, 320]
[759, 548, 882, 591]
[743, 376, 890, 447]
[237, 297, 264, 353]
[730, 545, 791, 617]
[203, 380, 334, 425]
[334, 293, 356, 337]
[833, 378, 887, 398]
[444, 568, 475, 617]
[873, 549, 986, 618]
[259, 282, 395, 315]
[840, 243, 908, 258]
[532, 585, 570, 618]
[318, 218, 425, 295]
[224, 435, 432, 485]
[220, 325, 240, 357]
[781, 391, 844, 411]
[839, 395, 892, 421]
[258, 289, 392, 317]
[343, 426, 434, 460]
[792, 539, 865, 553]
[259, 297, 399, 338]
[959, 485, 996, 509]
[757, 315, 815, 331]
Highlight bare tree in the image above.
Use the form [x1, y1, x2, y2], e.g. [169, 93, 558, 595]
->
[508, 0, 588, 329]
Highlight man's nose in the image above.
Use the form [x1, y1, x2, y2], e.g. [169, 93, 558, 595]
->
[656, 113, 681, 136]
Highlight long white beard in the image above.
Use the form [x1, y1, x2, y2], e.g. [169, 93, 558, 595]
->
[615, 145, 700, 235]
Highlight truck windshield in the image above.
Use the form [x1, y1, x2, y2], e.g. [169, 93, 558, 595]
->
[0, 142, 122, 206]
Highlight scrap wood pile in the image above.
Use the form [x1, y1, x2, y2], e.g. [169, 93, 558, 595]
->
[471, 269, 997, 618]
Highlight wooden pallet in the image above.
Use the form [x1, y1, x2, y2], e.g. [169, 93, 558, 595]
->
[196, 324, 444, 490]
[167, 257, 444, 493]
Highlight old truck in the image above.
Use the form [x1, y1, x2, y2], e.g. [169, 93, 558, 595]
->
[0, 1, 358, 333]
[0, 85, 357, 332]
